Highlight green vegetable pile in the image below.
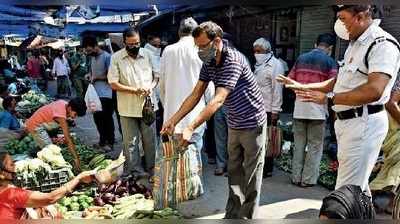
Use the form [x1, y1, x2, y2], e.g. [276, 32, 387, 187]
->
[57, 194, 95, 213]
[16, 90, 51, 118]
[276, 150, 338, 190]
[5, 135, 38, 156]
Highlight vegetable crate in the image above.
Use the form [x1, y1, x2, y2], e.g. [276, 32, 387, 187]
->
[16, 168, 72, 193]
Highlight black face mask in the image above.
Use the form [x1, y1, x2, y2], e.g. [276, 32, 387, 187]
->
[126, 46, 140, 56]
[1, 168, 17, 183]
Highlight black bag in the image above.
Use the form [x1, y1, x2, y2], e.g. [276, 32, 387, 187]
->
[142, 95, 156, 126]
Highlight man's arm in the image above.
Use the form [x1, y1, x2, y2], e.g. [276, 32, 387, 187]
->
[296, 73, 390, 105]
[188, 87, 229, 131]
[333, 73, 389, 106]
[54, 117, 80, 171]
[386, 90, 400, 124]
[277, 75, 336, 93]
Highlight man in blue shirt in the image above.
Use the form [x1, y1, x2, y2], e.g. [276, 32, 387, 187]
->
[162, 21, 267, 219]
[0, 96, 20, 130]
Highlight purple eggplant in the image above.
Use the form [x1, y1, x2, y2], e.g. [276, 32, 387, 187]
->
[102, 193, 115, 204]
[105, 184, 115, 193]
[94, 197, 105, 206]
[98, 184, 107, 193]
[116, 186, 128, 195]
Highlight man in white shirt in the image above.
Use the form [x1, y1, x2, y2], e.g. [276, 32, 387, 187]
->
[159, 17, 206, 197]
[52, 49, 71, 99]
[253, 37, 284, 178]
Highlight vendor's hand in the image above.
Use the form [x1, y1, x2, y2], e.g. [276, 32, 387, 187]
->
[160, 119, 176, 136]
[295, 89, 327, 105]
[180, 126, 194, 147]
[77, 171, 95, 184]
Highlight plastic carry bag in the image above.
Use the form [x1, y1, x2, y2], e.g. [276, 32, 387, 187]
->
[84, 84, 102, 112]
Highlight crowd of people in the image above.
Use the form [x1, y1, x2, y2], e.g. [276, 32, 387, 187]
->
[0, 4, 399, 220]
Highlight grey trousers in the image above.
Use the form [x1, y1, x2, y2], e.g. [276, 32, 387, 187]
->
[225, 122, 267, 219]
[120, 116, 156, 176]
[292, 119, 325, 185]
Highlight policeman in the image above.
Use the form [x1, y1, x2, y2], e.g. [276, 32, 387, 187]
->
[278, 5, 400, 194]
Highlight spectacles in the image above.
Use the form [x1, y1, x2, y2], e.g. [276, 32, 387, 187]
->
[197, 40, 213, 50]
[126, 42, 141, 48]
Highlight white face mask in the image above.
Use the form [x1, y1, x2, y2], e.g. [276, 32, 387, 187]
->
[254, 54, 268, 64]
[334, 19, 350, 40]
[145, 43, 161, 56]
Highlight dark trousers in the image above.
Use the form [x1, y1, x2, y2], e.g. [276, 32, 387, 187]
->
[112, 91, 122, 136]
[264, 112, 275, 175]
[204, 115, 217, 160]
[93, 97, 115, 145]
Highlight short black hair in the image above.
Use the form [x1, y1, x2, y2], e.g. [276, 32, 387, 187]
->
[317, 33, 336, 47]
[123, 27, 140, 42]
[82, 35, 98, 48]
[2, 96, 14, 110]
[192, 21, 223, 40]
[68, 97, 87, 117]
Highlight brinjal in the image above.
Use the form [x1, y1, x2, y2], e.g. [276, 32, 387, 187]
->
[102, 193, 114, 204]
[115, 179, 123, 188]
[136, 183, 147, 193]
[116, 186, 128, 195]
[130, 186, 137, 194]
[106, 184, 115, 193]
[94, 197, 105, 206]
[98, 184, 107, 193]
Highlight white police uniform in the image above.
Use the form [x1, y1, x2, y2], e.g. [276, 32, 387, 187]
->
[332, 22, 400, 194]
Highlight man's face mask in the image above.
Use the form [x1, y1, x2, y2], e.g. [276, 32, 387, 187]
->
[126, 45, 140, 56]
[334, 19, 350, 40]
[198, 40, 216, 63]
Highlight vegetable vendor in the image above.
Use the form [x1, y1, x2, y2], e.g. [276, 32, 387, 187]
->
[0, 152, 94, 219]
[24, 98, 87, 171]
[0, 96, 21, 131]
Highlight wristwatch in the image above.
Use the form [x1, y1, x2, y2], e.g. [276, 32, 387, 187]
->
[326, 92, 335, 105]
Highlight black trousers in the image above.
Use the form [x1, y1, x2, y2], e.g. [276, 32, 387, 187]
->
[204, 115, 217, 159]
[264, 112, 275, 175]
[93, 97, 115, 145]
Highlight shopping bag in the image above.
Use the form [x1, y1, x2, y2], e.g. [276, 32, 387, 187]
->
[267, 126, 282, 158]
[142, 95, 156, 126]
[84, 84, 102, 112]
[153, 134, 203, 210]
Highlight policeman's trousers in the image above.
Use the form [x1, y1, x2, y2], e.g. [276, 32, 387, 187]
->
[334, 108, 388, 195]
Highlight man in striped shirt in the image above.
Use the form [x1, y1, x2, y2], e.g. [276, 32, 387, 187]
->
[161, 21, 267, 219]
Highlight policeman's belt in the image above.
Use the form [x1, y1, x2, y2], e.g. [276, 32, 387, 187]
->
[336, 105, 384, 120]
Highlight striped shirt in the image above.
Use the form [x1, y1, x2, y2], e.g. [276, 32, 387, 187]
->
[288, 48, 337, 84]
[199, 43, 266, 129]
[289, 48, 337, 120]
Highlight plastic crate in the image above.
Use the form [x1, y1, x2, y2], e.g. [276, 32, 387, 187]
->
[16, 168, 72, 193]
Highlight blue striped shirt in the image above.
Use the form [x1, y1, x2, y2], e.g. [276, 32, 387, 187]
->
[199, 44, 266, 129]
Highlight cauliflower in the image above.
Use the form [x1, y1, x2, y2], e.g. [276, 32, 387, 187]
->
[37, 144, 72, 169]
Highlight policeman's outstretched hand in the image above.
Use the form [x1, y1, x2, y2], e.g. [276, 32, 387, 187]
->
[295, 89, 327, 105]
